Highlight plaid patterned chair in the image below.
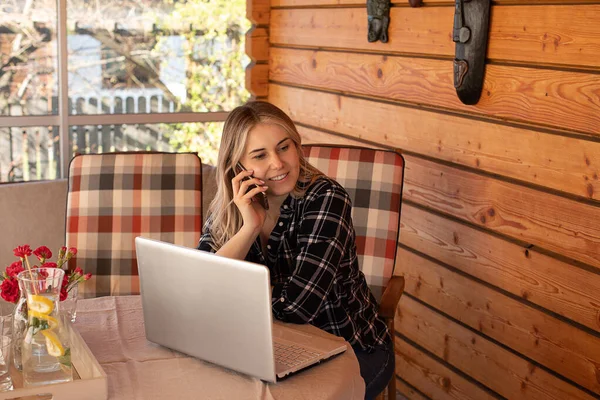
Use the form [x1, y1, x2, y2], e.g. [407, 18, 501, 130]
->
[303, 145, 405, 400]
[65, 152, 203, 298]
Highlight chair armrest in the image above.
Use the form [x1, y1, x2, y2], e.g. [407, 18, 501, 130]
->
[378, 276, 405, 320]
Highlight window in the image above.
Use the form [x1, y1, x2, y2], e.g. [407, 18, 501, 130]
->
[0, 0, 250, 182]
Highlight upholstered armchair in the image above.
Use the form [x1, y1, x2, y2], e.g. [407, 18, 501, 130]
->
[65, 152, 203, 298]
[303, 145, 405, 399]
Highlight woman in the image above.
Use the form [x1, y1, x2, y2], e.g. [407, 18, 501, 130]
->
[198, 101, 394, 399]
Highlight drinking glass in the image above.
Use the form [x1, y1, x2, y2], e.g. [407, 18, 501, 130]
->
[17, 268, 73, 387]
[2, 293, 26, 371]
[0, 335, 13, 391]
[0, 301, 13, 337]
[61, 284, 78, 323]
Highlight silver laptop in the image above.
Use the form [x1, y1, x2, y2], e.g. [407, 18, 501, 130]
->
[135, 237, 347, 382]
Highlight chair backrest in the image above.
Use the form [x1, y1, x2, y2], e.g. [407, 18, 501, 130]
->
[303, 145, 405, 300]
[66, 152, 202, 298]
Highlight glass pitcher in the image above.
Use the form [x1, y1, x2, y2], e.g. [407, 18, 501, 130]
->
[17, 268, 73, 387]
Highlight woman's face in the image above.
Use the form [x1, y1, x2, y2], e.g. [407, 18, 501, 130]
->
[238, 123, 300, 198]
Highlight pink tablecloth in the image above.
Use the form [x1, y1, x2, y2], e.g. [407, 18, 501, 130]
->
[74, 296, 365, 400]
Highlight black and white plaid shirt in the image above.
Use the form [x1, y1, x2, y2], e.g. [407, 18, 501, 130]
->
[198, 176, 390, 350]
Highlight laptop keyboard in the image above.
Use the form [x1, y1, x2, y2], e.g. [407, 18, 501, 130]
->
[274, 341, 323, 368]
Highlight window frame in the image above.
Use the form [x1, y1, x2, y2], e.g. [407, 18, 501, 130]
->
[0, 0, 230, 180]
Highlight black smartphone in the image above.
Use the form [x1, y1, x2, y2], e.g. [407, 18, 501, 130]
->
[236, 162, 269, 210]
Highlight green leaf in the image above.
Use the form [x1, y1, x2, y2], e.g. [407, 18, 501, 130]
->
[58, 348, 72, 367]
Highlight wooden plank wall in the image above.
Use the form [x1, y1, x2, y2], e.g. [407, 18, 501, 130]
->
[246, 0, 270, 99]
[256, 0, 600, 398]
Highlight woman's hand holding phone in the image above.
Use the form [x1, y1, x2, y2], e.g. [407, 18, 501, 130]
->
[231, 167, 268, 234]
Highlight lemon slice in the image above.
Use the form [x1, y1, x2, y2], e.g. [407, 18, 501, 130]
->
[28, 311, 59, 330]
[42, 330, 65, 357]
[28, 295, 54, 314]
[46, 315, 59, 330]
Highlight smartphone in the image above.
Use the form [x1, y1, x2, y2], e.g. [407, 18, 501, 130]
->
[236, 162, 269, 210]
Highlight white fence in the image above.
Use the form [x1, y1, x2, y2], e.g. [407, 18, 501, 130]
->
[0, 92, 177, 182]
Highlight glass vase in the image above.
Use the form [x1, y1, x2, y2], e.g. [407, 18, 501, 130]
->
[0, 300, 15, 391]
[11, 287, 27, 371]
[17, 268, 73, 387]
[61, 284, 78, 323]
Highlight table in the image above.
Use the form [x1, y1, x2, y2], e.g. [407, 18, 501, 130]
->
[74, 296, 365, 400]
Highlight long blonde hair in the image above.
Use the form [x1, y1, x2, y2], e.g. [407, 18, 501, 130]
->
[207, 101, 323, 249]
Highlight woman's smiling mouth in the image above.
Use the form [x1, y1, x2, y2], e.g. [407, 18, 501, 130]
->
[269, 172, 288, 182]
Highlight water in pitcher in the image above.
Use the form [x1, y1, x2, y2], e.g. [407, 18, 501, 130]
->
[19, 287, 73, 387]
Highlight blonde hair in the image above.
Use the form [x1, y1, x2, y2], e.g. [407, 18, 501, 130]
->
[207, 101, 323, 249]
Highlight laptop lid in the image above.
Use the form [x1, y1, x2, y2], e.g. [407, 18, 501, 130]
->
[135, 236, 277, 382]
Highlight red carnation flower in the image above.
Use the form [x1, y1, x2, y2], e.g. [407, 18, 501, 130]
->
[74, 267, 84, 276]
[33, 246, 52, 262]
[36, 267, 49, 278]
[68, 247, 77, 256]
[6, 261, 24, 277]
[41, 262, 58, 268]
[84, 273, 92, 281]
[1, 278, 20, 303]
[61, 274, 69, 289]
[13, 245, 32, 259]
[60, 274, 69, 301]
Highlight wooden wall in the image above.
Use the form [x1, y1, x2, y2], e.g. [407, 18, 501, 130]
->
[246, 0, 270, 100]
[246, 0, 600, 398]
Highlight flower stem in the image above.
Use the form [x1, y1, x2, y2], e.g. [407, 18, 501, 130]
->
[23, 255, 38, 295]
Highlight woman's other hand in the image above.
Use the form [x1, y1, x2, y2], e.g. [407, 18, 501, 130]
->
[232, 168, 268, 234]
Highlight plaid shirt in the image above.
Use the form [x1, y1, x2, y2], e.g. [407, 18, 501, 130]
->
[198, 177, 390, 350]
